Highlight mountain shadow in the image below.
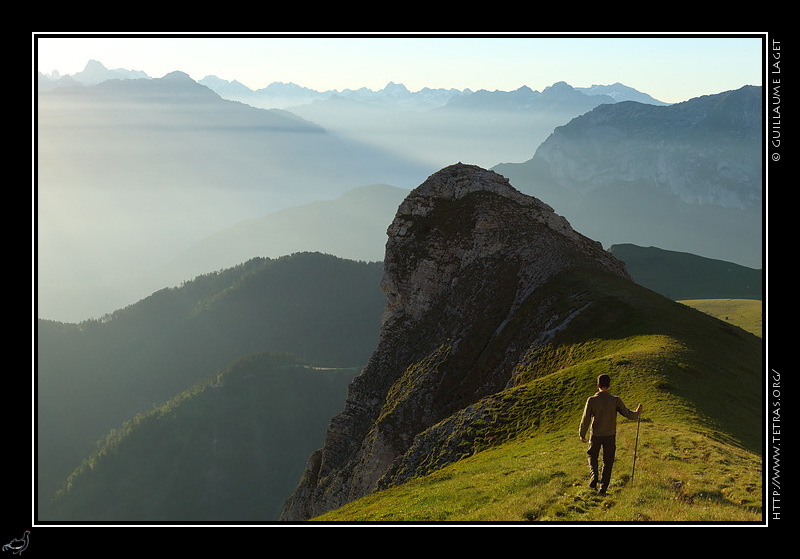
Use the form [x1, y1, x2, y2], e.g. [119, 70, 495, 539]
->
[45, 352, 355, 522]
[609, 244, 762, 300]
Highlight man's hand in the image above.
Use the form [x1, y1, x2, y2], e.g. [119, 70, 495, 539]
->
[580, 437, 587, 443]
[636, 404, 643, 414]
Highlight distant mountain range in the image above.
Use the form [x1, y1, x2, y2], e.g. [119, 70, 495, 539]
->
[37, 68, 424, 197]
[38, 61, 670, 172]
[36, 70, 429, 321]
[38, 59, 150, 87]
[38, 60, 669, 110]
[36, 60, 760, 322]
[284, 81, 622, 169]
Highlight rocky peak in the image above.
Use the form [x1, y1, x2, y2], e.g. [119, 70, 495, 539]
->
[280, 164, 631, 521]
[391, 162, 552, 215]
[381, 163, 626, 325]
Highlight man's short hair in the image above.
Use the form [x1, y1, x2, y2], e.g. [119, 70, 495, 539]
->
[597, 374, 611, 388]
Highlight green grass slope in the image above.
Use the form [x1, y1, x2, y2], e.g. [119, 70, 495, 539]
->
[679, 299, 762, 338]
[316, 425, 761, 523]
[310, 267, 763, 523]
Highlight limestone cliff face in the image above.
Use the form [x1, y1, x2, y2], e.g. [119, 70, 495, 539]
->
[531, 86, 762, 210]
[280, 163, 631, 521]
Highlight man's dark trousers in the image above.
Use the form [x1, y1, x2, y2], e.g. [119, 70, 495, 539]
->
[587, 435, 616, 491]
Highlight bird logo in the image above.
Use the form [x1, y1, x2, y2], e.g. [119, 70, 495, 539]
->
[2, 531, 29, 555]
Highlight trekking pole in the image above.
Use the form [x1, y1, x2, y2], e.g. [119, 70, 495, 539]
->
[631, 409, 642, 481]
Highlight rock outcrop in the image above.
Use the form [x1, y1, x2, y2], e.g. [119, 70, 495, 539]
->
[279, 163, 632, 520]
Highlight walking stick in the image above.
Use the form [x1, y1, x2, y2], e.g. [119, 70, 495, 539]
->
[631, 409, 642, 481]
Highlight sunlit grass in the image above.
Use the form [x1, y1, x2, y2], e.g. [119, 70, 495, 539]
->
[309, 281, 762, 524]
[678, 299, 762, 338]
[314, 422, 761, 523]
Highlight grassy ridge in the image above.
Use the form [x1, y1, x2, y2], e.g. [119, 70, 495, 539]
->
[679, 299, 762, 338]
[309, 269, 763, 523]
[314, 423, 761, 522]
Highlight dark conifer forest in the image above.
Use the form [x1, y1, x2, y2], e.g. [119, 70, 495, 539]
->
[37, 253, 385, 520]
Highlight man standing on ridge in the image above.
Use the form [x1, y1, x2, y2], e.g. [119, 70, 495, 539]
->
[579, 374, 643, 495]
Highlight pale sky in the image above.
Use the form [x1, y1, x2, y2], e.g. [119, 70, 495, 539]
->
[33, 32, 765, 104]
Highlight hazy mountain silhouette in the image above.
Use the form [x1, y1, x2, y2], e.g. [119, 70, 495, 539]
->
[37, 59, 149, 90]
[158, 184, 409, 287]
[203, 79, 468, 111]
[286, 81, 632, 170]
[575, 82, 669, 105]
[36, 71, 429, 322]
[37, 69, 424, 198]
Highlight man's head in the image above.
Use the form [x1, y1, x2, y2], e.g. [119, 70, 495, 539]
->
[597, 374, 611, 390]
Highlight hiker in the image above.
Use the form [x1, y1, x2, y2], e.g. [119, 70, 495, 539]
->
[579, 373, 642, 495]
